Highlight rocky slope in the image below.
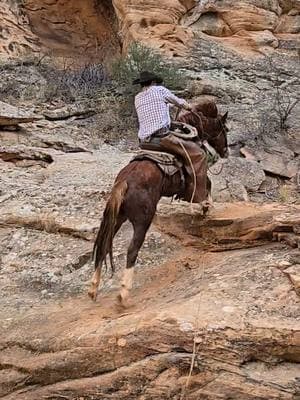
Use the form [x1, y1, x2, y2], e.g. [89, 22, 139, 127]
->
[0, 100, 299, 399]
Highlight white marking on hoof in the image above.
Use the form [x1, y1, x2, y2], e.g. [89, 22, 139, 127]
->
[88, 268, 101, 302]
[118, 268, 134, 308]
[88, 285, 98, 302]
[117, 290, 130, 308]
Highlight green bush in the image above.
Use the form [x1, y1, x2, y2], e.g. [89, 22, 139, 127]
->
[111, 42, 187, 92]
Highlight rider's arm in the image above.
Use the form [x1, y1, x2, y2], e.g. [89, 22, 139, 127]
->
[160, 87, 192, 110]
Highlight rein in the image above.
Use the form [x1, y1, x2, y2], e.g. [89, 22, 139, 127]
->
[190, 110, 206, 138]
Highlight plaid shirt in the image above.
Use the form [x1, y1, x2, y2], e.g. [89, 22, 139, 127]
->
[135, 85, 188, 140]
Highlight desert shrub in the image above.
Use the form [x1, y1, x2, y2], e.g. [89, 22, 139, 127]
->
[0, 56, 110, 103]
[39, 61, 110, 102]
[95, 93, 137, 134]
[272, 86, 299, 131]
[111, 41, 187, 92]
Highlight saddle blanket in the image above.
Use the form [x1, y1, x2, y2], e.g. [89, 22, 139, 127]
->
[131, 150, 183, 176]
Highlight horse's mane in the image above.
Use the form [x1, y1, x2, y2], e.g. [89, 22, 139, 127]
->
[193, 100, 218, 118]
[177, 100, 219, 136]
[178, 111, 203, 129]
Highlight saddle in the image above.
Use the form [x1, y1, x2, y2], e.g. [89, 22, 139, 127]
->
[131, 123, 217, 202]
[132, 121, 218, 176]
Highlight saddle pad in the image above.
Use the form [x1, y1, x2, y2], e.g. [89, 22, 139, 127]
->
[131, 150, 182, 176]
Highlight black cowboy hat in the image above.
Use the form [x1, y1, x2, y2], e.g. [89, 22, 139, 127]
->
[132, 71, 163, 85]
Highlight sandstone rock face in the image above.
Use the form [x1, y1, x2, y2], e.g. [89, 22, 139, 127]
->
[113, 0, 300, 56]
[0, 0, 120, 60]
[0, 2, 300, 399]
[0, 1, 39, 57]
[112, 0, 195, 55]
[0, 94, 298, 399]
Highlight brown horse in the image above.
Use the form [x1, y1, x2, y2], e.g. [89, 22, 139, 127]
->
[88, 105, 229, 305]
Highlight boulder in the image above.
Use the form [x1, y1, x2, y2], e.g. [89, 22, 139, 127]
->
[0, 145, 53, 166]
[0, 101, 41, 126]
[209, 157, 266, 201]
[276, 14, 300, 34]
[240, 146, 300, 179]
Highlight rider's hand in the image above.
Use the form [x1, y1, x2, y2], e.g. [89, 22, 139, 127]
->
[185, 103, 193, 111]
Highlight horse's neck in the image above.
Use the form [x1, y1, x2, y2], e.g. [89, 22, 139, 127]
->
[201, 117, 218, 141]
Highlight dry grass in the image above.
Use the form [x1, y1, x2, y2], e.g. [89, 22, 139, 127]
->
[278, 184, 298, 204]
[180, 258, 205, 400]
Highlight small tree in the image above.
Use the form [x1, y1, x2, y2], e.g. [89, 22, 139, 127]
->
[273, 86, 299, 131]
[267, 57, 299, 132]
[111, 41, 187, 92]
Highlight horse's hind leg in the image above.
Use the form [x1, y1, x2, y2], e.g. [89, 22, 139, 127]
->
[118, 219, 152, 307]
[88, 267, 101, 301]
[88, 213, 126, 301]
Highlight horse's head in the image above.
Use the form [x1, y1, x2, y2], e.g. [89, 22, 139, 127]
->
[205, 111, 229, 158]
[177, 108, 229, 158]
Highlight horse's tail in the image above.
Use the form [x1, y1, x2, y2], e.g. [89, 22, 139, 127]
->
[93, 180, 128, 275]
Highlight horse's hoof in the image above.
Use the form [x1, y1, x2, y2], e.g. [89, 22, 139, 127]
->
[201, 200, 213, 216]
[88, 289, 97, 302]
[202, 206, 209, 216]
[117, 294, 130, 309]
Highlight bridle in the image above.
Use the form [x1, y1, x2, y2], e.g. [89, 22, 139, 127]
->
[190, 110, 226, 141]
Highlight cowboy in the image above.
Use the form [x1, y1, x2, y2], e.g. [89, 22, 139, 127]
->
[133, 71, 208, 203]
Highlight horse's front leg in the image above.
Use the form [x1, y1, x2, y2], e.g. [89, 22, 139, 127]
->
[201, 177, 213, 216]
[118, 222, 151, 308]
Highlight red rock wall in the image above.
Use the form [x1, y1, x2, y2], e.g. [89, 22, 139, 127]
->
[0, 0, 299, 59]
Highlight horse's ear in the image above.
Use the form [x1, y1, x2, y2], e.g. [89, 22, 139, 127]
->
[221, 111, 228, 123]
